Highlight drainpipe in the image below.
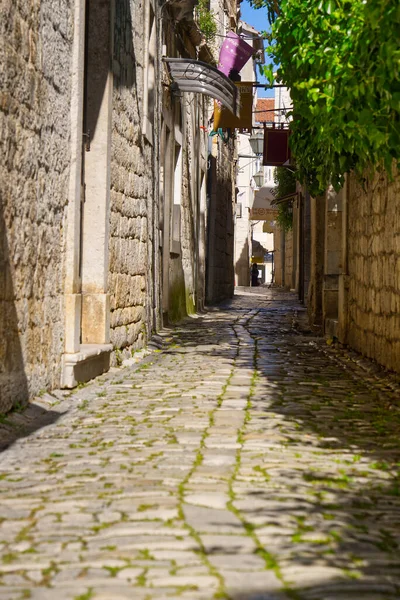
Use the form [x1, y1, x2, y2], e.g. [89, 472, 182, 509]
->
[338, 173, 349, 344]
[281, 227, 286, 287]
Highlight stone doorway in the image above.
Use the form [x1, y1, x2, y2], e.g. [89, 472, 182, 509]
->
[62, 0, 113, 387]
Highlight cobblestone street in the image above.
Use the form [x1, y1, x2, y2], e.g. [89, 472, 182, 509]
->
[1, 288, 400, 600]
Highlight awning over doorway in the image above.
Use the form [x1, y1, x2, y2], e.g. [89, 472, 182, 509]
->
[249, 185, 278, 220]
[270, 191, 298, 206]
[163, 58, 240, 117]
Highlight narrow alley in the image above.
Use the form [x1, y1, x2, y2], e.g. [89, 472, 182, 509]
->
[1, 288, 400, 600]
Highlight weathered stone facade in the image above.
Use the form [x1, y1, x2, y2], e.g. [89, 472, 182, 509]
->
[345, 170, 400, 371]
[0, 0, 163, 407]
[180, 95, 208, 314]
[159, 16, 211, 324]
[0, 0, 73, 411]
[109, 0, 157, 363]
[234, 213, 251, 286]
[1, 0, 238, 412]
[307, 194, 326, 329]
[273, 227, 293, 289]
[287, 172, 400, 372]
[206, 137, 235, 304]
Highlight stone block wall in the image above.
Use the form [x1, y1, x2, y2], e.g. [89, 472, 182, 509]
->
[0, 0, 73, 411]
[180, 95, 199, 316]
[179, 94, 208, 315]
[235, 214, 251, 286]
[109, 0, 156, 362]
[284, 230, 293, 288]
[273, 227, 282, 286]
[206, 138, 235, 304]
[322, 187, 343, 326]
[346, 170, 400, 372]
[273, 227, 293, 288]
[307, 195, 326, 328]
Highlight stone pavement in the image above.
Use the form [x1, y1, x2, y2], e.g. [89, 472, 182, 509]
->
[1, 288, 400, 600]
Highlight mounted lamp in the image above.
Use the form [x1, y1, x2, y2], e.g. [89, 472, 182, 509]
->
[249, 132, 264, 156]
[252, 169, 264, 188]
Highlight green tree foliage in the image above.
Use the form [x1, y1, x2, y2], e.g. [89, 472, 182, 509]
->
[274, 167, 295, 230]
[253, 0, 400, 195]
[274, 166, 296, 197]
[196, 0, 217, 44]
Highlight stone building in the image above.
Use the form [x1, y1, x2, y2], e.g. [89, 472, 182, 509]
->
[267, 83, 399, 372]
[341, 171, 400, 371]
[308, 171, 400, 373]
[277, 172, 400, 373]
[1, 0, 240, 412]
[262, 86, 296, 290]
[233, 23, 265, 288]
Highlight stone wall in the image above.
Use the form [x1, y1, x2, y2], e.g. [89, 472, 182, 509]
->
[181, 95, 208, 314]
[108, 0, 156, 363]
[206, 138, 235, 304]
[180, 94, 200, 316]
[346, 170, 400, 372]
[0, 0, 73, 411]
[284, 230, 293, 288]
[273, 227, 293, 288]
[307, 195, 325, 328]
[235, 214, 251, 286]
[273, 227, 282, 286]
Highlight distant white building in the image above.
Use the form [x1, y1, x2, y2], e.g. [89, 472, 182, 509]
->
[234, 21, 265, 286]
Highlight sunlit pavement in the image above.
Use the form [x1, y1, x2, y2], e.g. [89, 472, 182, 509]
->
[1, 287, 400, 600]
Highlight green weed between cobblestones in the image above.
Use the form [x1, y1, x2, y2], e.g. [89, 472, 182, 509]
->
[41, 560, 59, 585]
[75, 381, 89, 390]
[2, 552, 17, 564]
[176, 584, 199, 594]
[137, 503, 157, 512]
[22, 546, 38, 554]
[137, 548, 155, 560]
[91, 521, 115, 533]
[74, 590, 94, 600]
[172, 348, 237, 599]
[302, 471, 352, 488]
[136, 567, 148, 586]
[169, 558, 178, 575]
[342, 568, 362, 580]
[226, 324, 301, 600]
[103, 565, 124, 577]
[15, 523, 36, 543]
[252, 464, 270, 482]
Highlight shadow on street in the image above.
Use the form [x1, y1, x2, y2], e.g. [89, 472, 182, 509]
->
[0, 402, 66, 451]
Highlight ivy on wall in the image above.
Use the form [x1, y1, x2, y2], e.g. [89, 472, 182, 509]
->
[251, 0, 400, 195]
[274, 167, 295, 231]
[196, 0, 217, 44]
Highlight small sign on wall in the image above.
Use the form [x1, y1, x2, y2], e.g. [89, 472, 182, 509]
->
[249, 207, 278, 220]
[263, 128, 291, 166]
[213, 83, 253, 131]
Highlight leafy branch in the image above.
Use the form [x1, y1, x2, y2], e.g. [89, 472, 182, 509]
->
[255, 0, 400, 195]
[196, 0, 217, 44]
[274, 167, 295, 231]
